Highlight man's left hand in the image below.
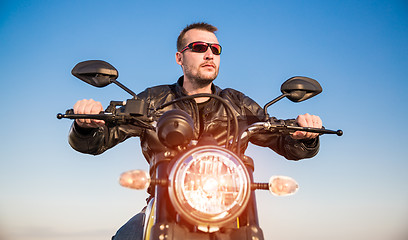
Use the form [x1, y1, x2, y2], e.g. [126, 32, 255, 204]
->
[292, 113, 322, 139]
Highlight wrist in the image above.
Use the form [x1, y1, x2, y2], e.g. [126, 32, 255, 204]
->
[73, 121, 98, 135]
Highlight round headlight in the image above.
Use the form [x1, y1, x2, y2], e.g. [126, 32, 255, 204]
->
[168, 146, 250, 231]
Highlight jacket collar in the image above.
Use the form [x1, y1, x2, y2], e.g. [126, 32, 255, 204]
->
[175, 76, 221, 97]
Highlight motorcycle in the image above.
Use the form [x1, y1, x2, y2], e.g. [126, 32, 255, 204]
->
[57, 60, 343, 240]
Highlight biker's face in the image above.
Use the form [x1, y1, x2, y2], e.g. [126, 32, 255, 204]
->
[176, 29, 220, 88]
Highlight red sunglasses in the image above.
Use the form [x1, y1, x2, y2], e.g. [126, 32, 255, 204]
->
[180, 41, 222, 55]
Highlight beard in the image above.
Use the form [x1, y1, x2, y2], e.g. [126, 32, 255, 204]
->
[191, 75, 215, 88]
[184, 62, 219, 88]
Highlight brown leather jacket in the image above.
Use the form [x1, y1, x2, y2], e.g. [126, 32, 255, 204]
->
[68, 76, 319, 167]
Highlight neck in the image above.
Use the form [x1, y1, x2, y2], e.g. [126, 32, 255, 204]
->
[183, 77, 212, 103]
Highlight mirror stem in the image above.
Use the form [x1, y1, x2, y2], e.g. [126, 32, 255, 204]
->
[112, 79, 137, 98]
[263, 93, 289, 119]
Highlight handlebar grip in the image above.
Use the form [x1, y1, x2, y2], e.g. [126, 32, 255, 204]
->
[269, 118, 343, 136]
[56, 109, 109, 120]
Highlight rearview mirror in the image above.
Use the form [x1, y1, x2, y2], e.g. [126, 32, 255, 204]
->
[71, 60, 118, 88]
[281, 76, 322, 102]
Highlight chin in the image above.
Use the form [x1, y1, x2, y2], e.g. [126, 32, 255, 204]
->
[200, 72, 218, 81]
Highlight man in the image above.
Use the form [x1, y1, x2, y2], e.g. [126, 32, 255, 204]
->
[69, 22, 322, 239]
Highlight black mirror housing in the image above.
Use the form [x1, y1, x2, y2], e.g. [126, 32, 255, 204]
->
[281, 76, 322, 102]
[71, 60, 118, 88]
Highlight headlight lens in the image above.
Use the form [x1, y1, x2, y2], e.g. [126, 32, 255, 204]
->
[168, 146, 250, 230]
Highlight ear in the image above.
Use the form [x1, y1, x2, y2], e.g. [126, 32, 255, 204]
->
[175, 52, 183, 66]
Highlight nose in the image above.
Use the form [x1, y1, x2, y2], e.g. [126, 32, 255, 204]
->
[203, 46, 214, 60]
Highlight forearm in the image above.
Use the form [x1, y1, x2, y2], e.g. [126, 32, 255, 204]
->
[278, 135, 320, 160]
[68, 122, 105, 155]
[68, 121, 145, 155]
[249, 133, 320, 161]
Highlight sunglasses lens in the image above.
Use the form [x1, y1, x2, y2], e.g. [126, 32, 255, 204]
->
[191, 43, 209, 53]
[185, 42, 222, 55]
[210, 44, 221, 55]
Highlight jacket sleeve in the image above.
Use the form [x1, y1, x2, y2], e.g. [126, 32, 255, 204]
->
[249, 131, 319, 160]
[68, 121, 144, 155]
[68, 88, 153, 155]
[236, 89, 320, 161]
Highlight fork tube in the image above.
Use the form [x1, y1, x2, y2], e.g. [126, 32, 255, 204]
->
[154, 161, 171, 223]
[246, 166, 259, 226]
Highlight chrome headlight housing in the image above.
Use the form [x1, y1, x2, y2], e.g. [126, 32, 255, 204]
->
[168, 146, 250, 231]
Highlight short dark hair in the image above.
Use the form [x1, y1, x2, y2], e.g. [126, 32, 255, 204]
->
[177, 22, 218, 51]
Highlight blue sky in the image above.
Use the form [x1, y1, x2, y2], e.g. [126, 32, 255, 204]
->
[1, 1, 407, 240]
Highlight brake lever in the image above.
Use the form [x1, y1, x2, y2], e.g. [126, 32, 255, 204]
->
[267, 120, 343, 136]
[56, 109, 155, 131]
[56, 109, 115, 121]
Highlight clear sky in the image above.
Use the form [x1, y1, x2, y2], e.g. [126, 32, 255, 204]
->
[1, 1, 407, 240]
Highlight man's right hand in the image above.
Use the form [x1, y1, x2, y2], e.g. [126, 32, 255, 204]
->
[73, 99, 105, 128]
